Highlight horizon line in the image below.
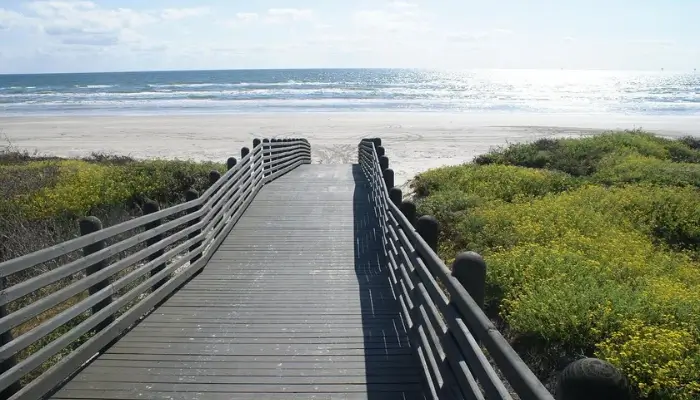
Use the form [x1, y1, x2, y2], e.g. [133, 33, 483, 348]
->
[1, 67, 694, 76]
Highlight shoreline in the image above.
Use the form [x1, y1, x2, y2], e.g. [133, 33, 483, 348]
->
[3, 112, 700, 185]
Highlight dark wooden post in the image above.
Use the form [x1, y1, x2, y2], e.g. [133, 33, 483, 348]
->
[379, 155, 389, 171]
[227, 157, 237, 170]
[241, 147, 250, 159]
[416, 215, 439, 252]
[263, 139, 270, 177]
[400, 200, 417, 226]
[208, 170, 222, 212]
[79, 216, 114, 333]
[209, 170, 221, 187]
[143, 200, 167, 292]
[253, 138, 261, 148]
[389, 187, 402, 208]
[383, 168, 395, 190]
[185, 189, 203, 264]
[0, 278, 20, 399]
[452, 252, 486, 309]
[376, 146, 385, 158]
[556, 358, 630, 400]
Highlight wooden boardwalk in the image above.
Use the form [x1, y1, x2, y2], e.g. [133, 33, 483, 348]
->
[50, 164, 428, 400]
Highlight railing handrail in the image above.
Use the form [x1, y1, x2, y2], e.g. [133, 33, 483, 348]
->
[0, 138, 311, 400]
[358, 139, 555, 400]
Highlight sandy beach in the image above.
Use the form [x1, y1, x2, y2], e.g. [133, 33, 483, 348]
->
[3, 112, 700, 186]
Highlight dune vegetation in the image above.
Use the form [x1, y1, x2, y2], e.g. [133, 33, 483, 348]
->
[0, 144, 225, 383]
[410, 131, 700, 399]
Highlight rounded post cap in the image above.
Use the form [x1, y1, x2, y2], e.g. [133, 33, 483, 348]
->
[253, 138, 261, 146]
[556, 358, 629, 400]
[452, 251, 486, 271]
[185, 188, 199, 201]
[399, 200, 417, 220]
[143, 199, 160, 214]
[379, 155, 390, 169]
[389, 187, 402, 204]
[79, 216, 103, 234]
[209, 170, 221, 182]
[227, 157, 237, 168]
[416, 215, 439, 250]
[263, 138, 270, 143]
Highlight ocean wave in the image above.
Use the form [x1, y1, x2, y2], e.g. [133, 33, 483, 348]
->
[75, 85, 117, 89]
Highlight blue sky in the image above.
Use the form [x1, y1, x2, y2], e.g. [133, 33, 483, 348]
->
[0, 0, 697, 73]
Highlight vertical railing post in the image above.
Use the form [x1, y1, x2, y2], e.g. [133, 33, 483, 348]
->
[389, 187, 402, 208]
[383, 168, 395, 190]
[208, 170, 222, 213]
[451, 252, 486, 309]
[416, 215, 439, 252]
[263, 139, 270, 177]
[227, 157, 237, 170]
[79, 216, 114, 333]
[379, 155, 389, 171]
[0, 279, 20, 399]
[185, 189, 203, 264]
[400, 200, 417, 226]
[143, 200, 167, 292]
[556, 358, 630, 400]
[209, 170, 221, 187]
[241, 147, 251, 181]
[304, 139, 311, 163]
[253, 139, 263, 181]
[376, 145, 386, 158]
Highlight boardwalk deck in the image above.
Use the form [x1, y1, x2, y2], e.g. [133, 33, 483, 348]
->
[49, 164, 428, 400]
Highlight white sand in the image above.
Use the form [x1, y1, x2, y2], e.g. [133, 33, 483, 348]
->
[2, 112, 700, 186]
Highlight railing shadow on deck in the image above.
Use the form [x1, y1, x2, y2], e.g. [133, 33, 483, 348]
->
[351, 164, 427, 400]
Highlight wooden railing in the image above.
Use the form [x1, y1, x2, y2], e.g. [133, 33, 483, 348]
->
[0, 138, 311, 400]
[358, 138, 629, 400]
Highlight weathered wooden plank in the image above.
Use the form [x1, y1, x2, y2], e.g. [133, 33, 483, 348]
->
[61, 382, 425, 393]
[53, 390, 426, 400]
[69, 374, 423, 385]
[77, 366, 420, 377]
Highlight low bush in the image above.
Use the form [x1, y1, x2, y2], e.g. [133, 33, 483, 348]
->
[412, 131, 700, 399]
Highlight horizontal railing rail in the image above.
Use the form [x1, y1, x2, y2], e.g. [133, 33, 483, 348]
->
[0, 138, 311, 400]
[358, 138, 630, 400]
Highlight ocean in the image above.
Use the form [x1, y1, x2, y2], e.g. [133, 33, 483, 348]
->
[1, 68, 699, 116]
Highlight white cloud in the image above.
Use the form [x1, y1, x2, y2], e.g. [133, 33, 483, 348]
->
[0, 8, 32, 29]
[265, 8, 314, 23]
[353, 9, 426, 34]
[235, 12, 259, 22]
[161, 7, 210, 21]
[225, 9, 314, 27]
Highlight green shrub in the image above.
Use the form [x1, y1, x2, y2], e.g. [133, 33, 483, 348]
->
[5, 159, 224, 219]
[412, 164, 577, 201]
[593, 153, 700, 188]
[413, 131, 700, 398]
[475, 131, 700, 176]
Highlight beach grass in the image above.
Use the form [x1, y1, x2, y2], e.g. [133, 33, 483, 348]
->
[411, 130, 700, 399]
[0, 143, 225, 384]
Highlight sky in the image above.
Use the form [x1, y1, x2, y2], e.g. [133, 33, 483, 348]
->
[0, 0, 698, 74]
